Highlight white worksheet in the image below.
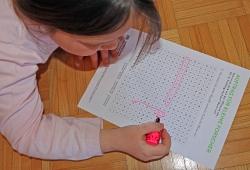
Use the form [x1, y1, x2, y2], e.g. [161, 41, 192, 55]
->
[78, 29, 250, 169]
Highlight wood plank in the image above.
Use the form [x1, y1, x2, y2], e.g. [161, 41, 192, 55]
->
[3, 139, 13, 170]
[48, 56, 59, 113]
[155, 0, 177, 30]
[161, 152, 175, 170]
[31, 159, 42, 170]
[243, 0, 250, 14]
[189, 26, 204, 52]
[208, 22, 229, 61]
[149, 161, 163, 170]
[12, 151, 21, 170]
[21, 156, 31, 170]
[126, 155, 150, 170]
[238, 15, 250, 56]
[218, 20, 242, 66]
[56, 161, 127, 170]
[52, 153, 126, 170]
[173, 0, 232, 11]
[177, 7, 246, 28]
[41, 161, 51, 170]
[65, 58, 79, 115]
[178, 27, 193, 48]
[197, 23, 217, 56]
[221, 164, 249, 170]
[161, 29, 181, 44]
[56, 56, 70, 116]
[226, 127, 250, 142]
[0, 135, 4, 170]
[1, 0, 250, 170]
[227, 18, 250, 69]
[175, 1, 242, 19]
[216, 151, 250, 168]
[221, 139, 250, 155]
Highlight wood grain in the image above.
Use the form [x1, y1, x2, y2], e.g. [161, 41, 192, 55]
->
[1, 0, 250, 169]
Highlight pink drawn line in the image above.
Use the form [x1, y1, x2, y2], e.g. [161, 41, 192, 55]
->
[132, 100, 167, 117]
[132, 57, 191, 118]
[164, 58, 191, 107]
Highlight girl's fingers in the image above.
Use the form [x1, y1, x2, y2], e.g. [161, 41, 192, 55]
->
[100, 50, 109, 66]
[161, 129, 171, 146]
[73, 56, 84, 69]
[139, 122, 164, 134]
[110, 37, 125, 58]
[110, 49, 119, 58]
[146, 129, 171, 156]
[90, 52, 99, 68]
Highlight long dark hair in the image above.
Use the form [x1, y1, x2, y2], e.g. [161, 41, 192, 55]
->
[13, 0, 161, 58]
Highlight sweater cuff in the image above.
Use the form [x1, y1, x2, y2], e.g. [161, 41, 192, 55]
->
[84, 118, 104, 157]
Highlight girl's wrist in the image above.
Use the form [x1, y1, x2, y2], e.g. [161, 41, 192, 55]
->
[100, 128, 121, 153]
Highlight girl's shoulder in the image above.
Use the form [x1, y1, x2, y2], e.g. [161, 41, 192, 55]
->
[0, 0, 58, 64]
[0, 0, 26, 44]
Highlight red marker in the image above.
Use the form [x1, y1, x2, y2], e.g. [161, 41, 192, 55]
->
[145, 117, 161, 145]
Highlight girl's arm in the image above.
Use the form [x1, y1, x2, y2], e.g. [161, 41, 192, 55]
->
[0, 53, 171, 161]
[0, 58, 103, 160]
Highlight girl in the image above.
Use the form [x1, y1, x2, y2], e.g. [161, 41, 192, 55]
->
[0, 0, 171, 161]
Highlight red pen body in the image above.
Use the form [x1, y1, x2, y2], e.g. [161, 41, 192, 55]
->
[145, 117, 161, 145]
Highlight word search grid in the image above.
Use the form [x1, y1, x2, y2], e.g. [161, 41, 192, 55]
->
[108, 50, 217, 144]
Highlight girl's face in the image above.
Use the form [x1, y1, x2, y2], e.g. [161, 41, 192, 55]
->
[50, 19, 131, 57]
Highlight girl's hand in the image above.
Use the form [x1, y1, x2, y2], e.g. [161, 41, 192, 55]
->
[100, 122, 171, 161]
[71, 49, 119, 70]
[72, 37, 125, 69]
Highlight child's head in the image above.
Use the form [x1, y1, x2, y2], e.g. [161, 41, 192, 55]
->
[13, 0, 161, 57]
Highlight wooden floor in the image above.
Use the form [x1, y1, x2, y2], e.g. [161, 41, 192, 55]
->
[1, 0, 250, 169]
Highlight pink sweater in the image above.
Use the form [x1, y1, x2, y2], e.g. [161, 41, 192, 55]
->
[0, 0, 103, 160]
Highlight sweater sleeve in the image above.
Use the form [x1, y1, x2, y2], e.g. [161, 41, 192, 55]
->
[0, 48, 104, 160]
